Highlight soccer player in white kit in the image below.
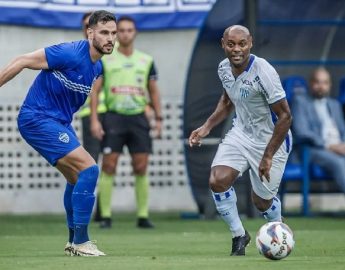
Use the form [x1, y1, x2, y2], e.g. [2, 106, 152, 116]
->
[189, 25, 292, 256]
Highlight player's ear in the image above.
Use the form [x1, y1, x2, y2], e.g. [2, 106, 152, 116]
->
[87, 28, 94, 40]
[221, 38, 225, 49]
[249, 35, 253, 49]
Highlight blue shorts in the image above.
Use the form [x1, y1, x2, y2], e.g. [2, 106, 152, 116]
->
[17, 111, 80, 166]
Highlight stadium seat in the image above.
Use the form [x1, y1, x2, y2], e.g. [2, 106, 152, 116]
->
[280, 76, 311, 216]
[280, 76, 336, 216]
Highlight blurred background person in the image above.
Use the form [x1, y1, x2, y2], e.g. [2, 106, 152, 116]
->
[291, 67, 345, 193]
[90, 16, 162, 229]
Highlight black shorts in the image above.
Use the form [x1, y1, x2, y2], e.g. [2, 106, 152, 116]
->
[102, 112, 152, 154]
[81, 113, 104, 162]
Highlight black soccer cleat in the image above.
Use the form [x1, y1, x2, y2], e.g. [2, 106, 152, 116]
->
[99, 218, 112, 229]
[231, 230, 251, 256]
[137, 218, 155, 229]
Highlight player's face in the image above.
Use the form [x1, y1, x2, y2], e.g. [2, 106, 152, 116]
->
[117, 21, 136, 46]
[222, 30, 252, 69]
[310, 70, 331, 98]
[89, 21, 117, 55]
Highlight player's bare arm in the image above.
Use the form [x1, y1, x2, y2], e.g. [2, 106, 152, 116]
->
[259, 98, 292, 181]
[189, 90, 234, 147]
[0, 49, 48, 87]
[148, 79, 162, 138]
[90, 76, 104, 140]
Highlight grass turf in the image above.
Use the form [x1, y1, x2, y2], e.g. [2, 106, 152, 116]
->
[0, 214, 345, 270]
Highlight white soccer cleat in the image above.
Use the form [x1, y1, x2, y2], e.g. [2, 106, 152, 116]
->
[72, 241, 106, 257]
[64, 242, 73, 256]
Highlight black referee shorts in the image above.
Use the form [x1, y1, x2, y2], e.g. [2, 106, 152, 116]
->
[102, 111, 152, 154]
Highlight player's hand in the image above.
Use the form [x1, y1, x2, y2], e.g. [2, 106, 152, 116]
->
[188, 125, 210, 147]
[154, 119, 162, 139]
[90, 119, 104, 141]
[259, 156, 272, 182]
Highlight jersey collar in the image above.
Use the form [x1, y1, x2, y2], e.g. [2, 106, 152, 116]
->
[245, 54, 255, 72]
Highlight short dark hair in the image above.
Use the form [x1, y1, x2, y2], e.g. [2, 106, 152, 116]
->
[82, 11, 93, 23]
[88, 10, 116, 28]
[117, 15, 136, 28]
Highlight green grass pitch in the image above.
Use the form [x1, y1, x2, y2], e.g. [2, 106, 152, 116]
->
[1, 214, 345, 270]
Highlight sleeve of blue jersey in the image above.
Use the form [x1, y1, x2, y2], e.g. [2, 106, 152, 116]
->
[44, 42, 75, 70]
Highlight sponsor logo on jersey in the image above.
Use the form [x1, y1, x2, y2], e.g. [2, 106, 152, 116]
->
[254, 75, 269, 99]
[111, 86, 145, 96]
[59, 132, 70, 143]
[240, 87, 250, 99]
[123, 63, 134, 68]
[241, 79, 253, 86]
[222, 75, 232, 83]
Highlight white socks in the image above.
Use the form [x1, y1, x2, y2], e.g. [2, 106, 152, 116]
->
[261, 196, 282, 222]
[212, 187, 245, 238]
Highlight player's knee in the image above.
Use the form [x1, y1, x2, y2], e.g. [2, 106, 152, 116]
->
[102, 160, 116, 175]
[209, 172, 229, 192]
[253, 195, 272, 212]
[133, 163, 147, 175]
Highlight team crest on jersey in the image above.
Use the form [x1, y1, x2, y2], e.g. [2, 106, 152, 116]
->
[240, 87, 250, 99]
[59, 132, 69, 143]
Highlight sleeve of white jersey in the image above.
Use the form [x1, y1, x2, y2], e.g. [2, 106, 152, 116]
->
[258, 60, 286, 104]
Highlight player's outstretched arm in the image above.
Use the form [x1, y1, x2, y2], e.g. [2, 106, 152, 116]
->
[90, 76, 104, 140]
[189, 90, 234, 147]
[0, 49, 48, 87]
[259, 98, 292, 181]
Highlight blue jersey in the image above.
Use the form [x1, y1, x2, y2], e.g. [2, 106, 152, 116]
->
[21, 40, 103, 124]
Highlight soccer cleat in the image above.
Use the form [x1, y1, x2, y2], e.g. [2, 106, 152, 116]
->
[231, 230, 251, 256]
[137, 218, 155, 229]
[72, 241, 106, 257]
[99, 218, 112, 229]
[64, 242, 73, 256]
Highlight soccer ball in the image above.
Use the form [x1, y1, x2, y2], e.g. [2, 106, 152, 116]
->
[256, 222, 295, 260]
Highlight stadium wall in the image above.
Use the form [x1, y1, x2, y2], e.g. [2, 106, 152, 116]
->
[0, 25, 199, 214]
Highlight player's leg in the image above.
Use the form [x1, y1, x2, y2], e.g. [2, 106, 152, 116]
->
[247, 145, 289, 222]
[81, 115, 103, 221]
[130, 153, 153, 228]
[251, 190, 282, 222]
[98, 152, 121, 228]
[96, 112, 126, 227]
[17, 115, 103, 255]
[56, 146, 105, 256]
[128, 113, 153, 228]
[210, 139, 251, 255]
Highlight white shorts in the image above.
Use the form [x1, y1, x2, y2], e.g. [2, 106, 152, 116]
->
[211, 130, 292, 200]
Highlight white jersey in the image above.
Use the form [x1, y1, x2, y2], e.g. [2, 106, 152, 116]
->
[218, 54, 291, 148]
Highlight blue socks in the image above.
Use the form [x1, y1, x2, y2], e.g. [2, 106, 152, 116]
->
[212, 187, 245, 238]
[261, 196, 282, 222]
[63, 182, 74, 243]
[72, 165, 99, 244]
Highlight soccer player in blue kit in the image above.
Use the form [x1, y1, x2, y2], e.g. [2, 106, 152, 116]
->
[0, 10, 117, 256]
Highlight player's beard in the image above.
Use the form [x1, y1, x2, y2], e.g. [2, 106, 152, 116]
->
[93, 39, 114, 55]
